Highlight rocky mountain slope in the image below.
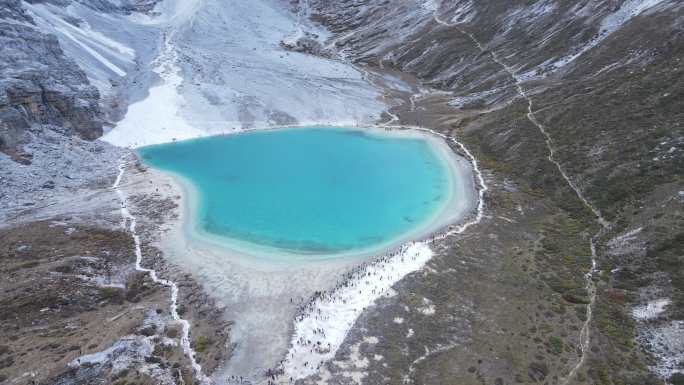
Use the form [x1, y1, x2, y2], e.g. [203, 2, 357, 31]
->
[1, 1, 230, 385]
[0, 0, 102, 156]
[302, 0, 683, 383]
[0, 0, 163, 216]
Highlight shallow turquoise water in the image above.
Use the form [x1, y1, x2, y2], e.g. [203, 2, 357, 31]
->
[138, 127, 455, 258]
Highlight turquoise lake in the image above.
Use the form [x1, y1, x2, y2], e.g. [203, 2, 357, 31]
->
[137, 127, 458, 259]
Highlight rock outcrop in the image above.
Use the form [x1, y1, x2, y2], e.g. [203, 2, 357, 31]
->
[0, 0, 102, 157]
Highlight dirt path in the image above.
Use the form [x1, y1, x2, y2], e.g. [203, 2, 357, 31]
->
[432, 9, 610, 384]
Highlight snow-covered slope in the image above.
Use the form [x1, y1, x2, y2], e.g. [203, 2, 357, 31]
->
[18, 0, 384, 148]
[23, 1, 159, 96]
[100, 0, 384, 147]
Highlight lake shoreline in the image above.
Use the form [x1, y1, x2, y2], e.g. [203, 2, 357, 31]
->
[130, 125, 480, 381]
[139, 125, 476, 268]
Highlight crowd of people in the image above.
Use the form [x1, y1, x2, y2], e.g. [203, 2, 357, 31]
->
[270, 238, 435, 383]
[248, 222, 465, 384]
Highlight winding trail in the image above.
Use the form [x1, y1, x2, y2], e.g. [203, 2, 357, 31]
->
[113, 156, 211, 385]
[433, 9, 610, 383]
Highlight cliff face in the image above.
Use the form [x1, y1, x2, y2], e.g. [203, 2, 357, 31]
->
[0, 0, 164, 159]
[0, 0, 102, 157]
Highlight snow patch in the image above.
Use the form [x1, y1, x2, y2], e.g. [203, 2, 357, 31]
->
[502, 0, 557, 31]
[282, 242, 434, 380]
[607, 227, 644, 256]
[102, 33, 203, 147]
[420, 0, 440, 12]
[417, 298, 436, 316]
[68, 335, 180, 385]
[24, 3, 133, 78]
[448, 87, 505, 108]
[68, 335, 154, 373]
[320, 336, 379, 385]
[445, 0, 477, 24]
[548, 0, 669, 71]
[633, 298, 671, 320]
[103, 0, 383, 147]
[637, 320, 684, 380]
[419, 305, 436, 315]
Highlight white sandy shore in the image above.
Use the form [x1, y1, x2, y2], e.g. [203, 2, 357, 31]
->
[159, 126, 475, 266]
[132, 125, 480, 382]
